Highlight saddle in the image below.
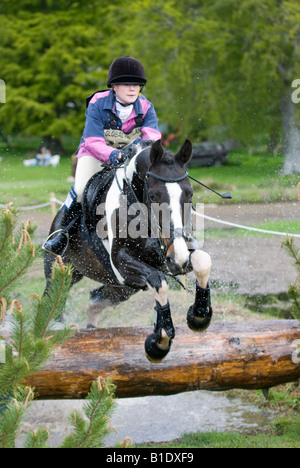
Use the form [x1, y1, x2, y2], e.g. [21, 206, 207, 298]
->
[82, 166, 115, 232]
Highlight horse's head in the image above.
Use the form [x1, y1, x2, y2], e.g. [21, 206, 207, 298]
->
[146, 139, 194, 275]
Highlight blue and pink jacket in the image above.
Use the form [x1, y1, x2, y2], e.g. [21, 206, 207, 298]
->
[76, 89, 161, 163]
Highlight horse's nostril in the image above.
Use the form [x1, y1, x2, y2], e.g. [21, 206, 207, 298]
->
[166, 256, 175, 265]
[181, 260, 188, 271]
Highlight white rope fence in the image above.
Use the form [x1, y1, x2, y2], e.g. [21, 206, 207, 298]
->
[0, 196, 299, 239]
[0, 195, 64, 212]
[192, 210, 300, 239]
[0, 198, 64, 211]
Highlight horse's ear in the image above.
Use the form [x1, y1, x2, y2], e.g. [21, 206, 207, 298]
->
[175, 139, 193, 167]
[150, 139, 164, 166]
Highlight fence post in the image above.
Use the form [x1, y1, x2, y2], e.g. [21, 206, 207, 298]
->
[50, 192, 57, 216]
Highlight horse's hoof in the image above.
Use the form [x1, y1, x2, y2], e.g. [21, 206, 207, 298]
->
[187, 305, 212, 332]
[145, 330, 172, 363]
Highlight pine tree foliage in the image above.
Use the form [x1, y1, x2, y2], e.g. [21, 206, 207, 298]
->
[0, 386, 34, 448]
[0, 204, 119, 448]
[0, 205, 74, 395]
[282, 237, 300, 320]
[0, 204, 36, 299]
[60, 377, 117, 449]
[24, 427, 50, 449]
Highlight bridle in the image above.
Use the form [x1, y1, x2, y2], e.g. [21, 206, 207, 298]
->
[145, 171, 189, 184]
[143, 170, 193, 257]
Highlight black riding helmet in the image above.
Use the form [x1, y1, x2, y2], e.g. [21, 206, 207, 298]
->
[107, 56, 147, 87]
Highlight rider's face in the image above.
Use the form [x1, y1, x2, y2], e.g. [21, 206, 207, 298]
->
[113, 84, 140, 105]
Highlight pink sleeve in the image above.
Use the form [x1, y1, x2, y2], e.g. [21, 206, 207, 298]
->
[77, 137, 119, 163]
[141, 127, 161, 141]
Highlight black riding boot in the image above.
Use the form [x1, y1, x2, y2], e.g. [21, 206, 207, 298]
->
[42, 201, 81, 256]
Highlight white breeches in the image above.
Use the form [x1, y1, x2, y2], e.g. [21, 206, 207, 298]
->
[74, 156, 105, 202]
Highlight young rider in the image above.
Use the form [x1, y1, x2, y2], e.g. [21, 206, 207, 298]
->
[43, 56, 161, 256]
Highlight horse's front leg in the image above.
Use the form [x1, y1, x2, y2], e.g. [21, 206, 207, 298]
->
[146, 274, 175, 363]
[187, 249, 213, 331]
[115, 248, 175, 362]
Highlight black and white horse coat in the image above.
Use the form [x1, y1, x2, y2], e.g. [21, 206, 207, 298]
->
[44, 140, 212, 362]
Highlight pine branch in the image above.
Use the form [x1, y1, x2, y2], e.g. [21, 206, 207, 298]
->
[0, 206, 118, 448]
[288, 283, 300, 321]
[24, 428, 50, 448]
[0, 387, 34, 448]
[32, 256, 72, 340]
[60, 378, 117, 448]
[0, 217, 11, 254]
[282, 237, 300, 272]
[282, 237, 300, 320]
[0, 252, 34, 296]
[0, 205, 76, 447]
[40, 260, 71, 338]
[0, 208, 36, 299]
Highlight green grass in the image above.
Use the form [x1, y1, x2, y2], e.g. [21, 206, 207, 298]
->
[138, 414, 300, 448]
[204, 220, 300, 240]
[189, 150, 300, 204]
[0, 150, 72, 208]
[0, 141, 299, 207]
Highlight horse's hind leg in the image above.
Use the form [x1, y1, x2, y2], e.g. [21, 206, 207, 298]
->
[187, 249, 213, 331]
[86, 284, 137, 328]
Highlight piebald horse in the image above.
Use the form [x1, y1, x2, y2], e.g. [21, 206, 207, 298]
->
[44, 140, 212, 362]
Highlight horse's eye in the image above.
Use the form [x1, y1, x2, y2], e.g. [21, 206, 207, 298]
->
[149, 193, 157, 202]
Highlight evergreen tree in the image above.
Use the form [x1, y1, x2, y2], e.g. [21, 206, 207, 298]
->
[124, 0, 300, 172]
[3, 0, 300, 172]
[0, 1, 123, 151]
[282, 237, 300, 321]
[0, 204, 118, 448]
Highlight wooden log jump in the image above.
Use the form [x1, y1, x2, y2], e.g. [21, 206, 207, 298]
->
[26, 320, 300, 399]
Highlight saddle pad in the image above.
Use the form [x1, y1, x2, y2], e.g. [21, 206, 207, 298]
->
[82, 168, 115, 232]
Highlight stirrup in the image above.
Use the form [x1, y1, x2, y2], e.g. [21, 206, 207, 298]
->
[42, 229, 69, 257]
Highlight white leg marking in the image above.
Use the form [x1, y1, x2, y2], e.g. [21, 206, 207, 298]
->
[147, 279, 169, 307]
[191, 249, 212, 288]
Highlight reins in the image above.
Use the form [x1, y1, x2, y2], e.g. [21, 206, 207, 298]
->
[146, 170, 232, 199]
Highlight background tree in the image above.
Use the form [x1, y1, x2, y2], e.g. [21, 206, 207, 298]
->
[1, 0, 300, 173]
[126, 0, 300, 173]
[0, 0, 122, 152]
